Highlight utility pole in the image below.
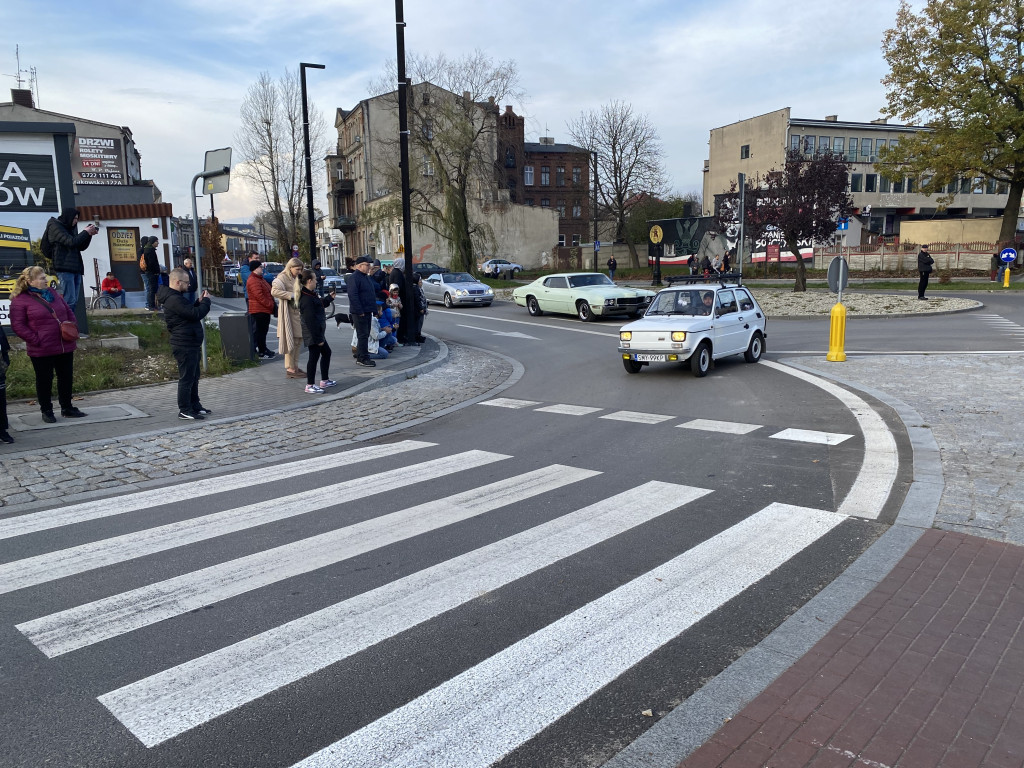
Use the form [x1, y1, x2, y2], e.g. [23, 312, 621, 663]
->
[300, 62, 325, 263]
[396, 0, 415, 339]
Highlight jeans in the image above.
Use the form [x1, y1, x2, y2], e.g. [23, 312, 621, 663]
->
[172, 346, 202, 413]
[141, 273, 158, 310]
[381, 332, 398, 348]
[307, 342, 332, 385]
[368, 347, 389, 360]
[102, 289, 126, 308]
[353, 313, 371, 361]
[57, 273, 82, 310]
[252, 313, 271, 354]
[30, 352, 74, 414]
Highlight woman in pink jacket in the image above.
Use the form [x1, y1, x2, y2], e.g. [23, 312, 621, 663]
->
[9, 266, 86, 423]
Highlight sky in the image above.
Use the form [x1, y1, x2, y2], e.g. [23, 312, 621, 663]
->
[5, 0, 907, 223]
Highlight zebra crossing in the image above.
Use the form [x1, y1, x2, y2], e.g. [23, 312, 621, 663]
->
[1, 439, 868, 768]
[976, 313, 1024, 346]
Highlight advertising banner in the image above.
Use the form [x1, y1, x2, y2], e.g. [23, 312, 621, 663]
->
[107, 227, 139, 263]
[645, 216, 735, 266]
[0, 154, 59, 212]
[73, 136, 125, 185]
[751, 226, 813, 262]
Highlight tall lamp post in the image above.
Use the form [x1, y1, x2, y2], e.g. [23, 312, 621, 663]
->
[300, 62, 325, 263]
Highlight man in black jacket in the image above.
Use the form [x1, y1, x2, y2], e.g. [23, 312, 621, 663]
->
[48, 207, 97, 311]
[157, 268, 212, 420]
[917, 244, 934, 300]
[348, 255, 378, 367]
[141, 236, 162, 310]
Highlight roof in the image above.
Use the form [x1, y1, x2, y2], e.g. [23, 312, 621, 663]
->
[77, 203, 173, 221]
[524, 142, 589, 155]
[0, 102, 131, 135]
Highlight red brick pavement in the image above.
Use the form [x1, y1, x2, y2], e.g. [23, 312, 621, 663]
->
[679, 529, 1024, 768]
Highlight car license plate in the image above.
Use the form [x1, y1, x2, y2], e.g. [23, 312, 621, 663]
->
[634, 354, 665, 362]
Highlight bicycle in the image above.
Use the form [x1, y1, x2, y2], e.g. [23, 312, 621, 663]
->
[89, 285, 120, 310]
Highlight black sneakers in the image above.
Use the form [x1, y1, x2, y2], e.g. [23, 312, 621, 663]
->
[178, 411, 205, 420]
[61, 407, 87, 418]
[196, 406, 212, 416]
[356, 359, 376, 367]
[41, 411, 57, 424]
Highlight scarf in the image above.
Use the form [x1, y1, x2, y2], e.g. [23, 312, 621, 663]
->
[28, 286, 56, 303]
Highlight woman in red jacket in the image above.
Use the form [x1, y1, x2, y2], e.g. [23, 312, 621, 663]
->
[9, 266, 86, 423]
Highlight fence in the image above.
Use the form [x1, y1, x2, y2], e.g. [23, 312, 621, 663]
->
[804, 242, 1014, 272]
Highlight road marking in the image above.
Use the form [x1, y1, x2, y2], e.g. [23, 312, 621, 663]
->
[0, 440, 435, 542]
[600, 410, 675, 425]
[534, 404, 604, 416]
[98, 480, 707, 747]
[22, 465, 600, 658]
[284, 503, 845, 768]
[431, 308, 619, 338]
[677, 418, 761, 435]
[762, 360, 897, 520]
[770, 428, 853, 445]
[0, 451, 507, 596]
[479, 397, 541, 408]
[456, 324, 539, 340]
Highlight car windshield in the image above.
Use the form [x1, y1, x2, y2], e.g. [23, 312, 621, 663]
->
[445, 273, 476, 283]
[567, 274, 614, 288]
[418, 263, 441, 270]
[320, 268, 337, 277]
[646, 289, 716, 316]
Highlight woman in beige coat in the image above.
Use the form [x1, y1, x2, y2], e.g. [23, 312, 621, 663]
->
[272, 257, 305, 377]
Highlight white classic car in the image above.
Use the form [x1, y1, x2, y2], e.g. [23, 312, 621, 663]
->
[617, 283, 767, 376]
[512, 272, 656, 321]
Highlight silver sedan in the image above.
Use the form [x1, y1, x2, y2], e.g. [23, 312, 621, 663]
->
[422, 272, 494, 308]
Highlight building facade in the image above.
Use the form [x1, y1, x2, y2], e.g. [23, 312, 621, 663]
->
[704, 107, 1012, 242]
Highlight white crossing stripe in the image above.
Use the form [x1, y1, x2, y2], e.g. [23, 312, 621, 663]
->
[0, 451, 506, 596]
[770, 428, 853, 446]
[22, 465, 601, 658]
[0, 440, 435, 542]
[478, 398, 541, 408]
[534, 404, 603, 416]
[98, 480, 708, 747]
[677, 418, 761, 435]
[285, 503, 846, 768]
[600, 410, 674, 425]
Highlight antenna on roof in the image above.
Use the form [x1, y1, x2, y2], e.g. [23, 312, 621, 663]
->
[3, 45, 39, 106]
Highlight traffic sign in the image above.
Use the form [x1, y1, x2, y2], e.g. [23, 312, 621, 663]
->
[836, 218, 849, 231]
[594, 241, 600, 251]
[1000, 248, 1017, 264]
[649, 226, 663, 245]
[827, 256, 849, 294]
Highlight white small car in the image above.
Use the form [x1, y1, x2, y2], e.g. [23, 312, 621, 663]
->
[481, 258, 523, 278]
[617, 283, 767, 377]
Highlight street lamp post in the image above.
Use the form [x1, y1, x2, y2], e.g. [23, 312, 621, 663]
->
[300, 62, 325, 263]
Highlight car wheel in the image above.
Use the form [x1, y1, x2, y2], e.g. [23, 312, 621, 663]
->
[511, 268, 520, 278]
[443, 293, 454, 308]
[577, 300, 594, 322]
[744, 332, 764, 363]
[623, 358, 643, 374]
[527, 296, 543, 316]
[690, 342, 711, 378]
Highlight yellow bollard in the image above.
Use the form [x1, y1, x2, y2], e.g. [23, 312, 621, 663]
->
[826, 301, 847, 362]
[1004, 267, 1011, 288]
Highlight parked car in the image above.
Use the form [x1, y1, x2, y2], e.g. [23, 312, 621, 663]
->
[413, 261, 449, 277]
[617, 282, 767, 377]
[224, 267, 241, 285]
[0, 271, 59, 298]
[323, 272, 347, 294]
[421, 272, 494, 307]
[261, 262, 285, 285]
[481, 258, 523, 278]
[512, 272, 656, 321]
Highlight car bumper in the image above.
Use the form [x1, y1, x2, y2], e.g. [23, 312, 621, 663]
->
[617, 345, 694, 362]
[448, 295, 493, 305]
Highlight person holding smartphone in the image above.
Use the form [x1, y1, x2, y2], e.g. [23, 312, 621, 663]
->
[47, 208, 97, 312]
[157, 268, 212, 420]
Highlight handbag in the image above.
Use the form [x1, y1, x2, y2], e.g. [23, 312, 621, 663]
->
[29, 294, 80, 342]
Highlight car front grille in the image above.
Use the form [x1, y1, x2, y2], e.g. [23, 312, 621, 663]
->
[468, 289, 486, 295]
[615, 297, 643, 308]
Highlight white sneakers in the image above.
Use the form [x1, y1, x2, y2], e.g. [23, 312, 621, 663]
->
[304, 384, 324, 394]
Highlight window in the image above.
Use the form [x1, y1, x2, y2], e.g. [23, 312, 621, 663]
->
[556, 200, 566, 218]
[865, 174, 877, 193]
[960, 177, 971, 194]
[572, 166, 581, 184]
[543, 276, 568, 289]
[558, 234, 566, 247]
[717, 290, 737, 314]
[860, 140, 871, 158]
[524, 166, 534, 186]
[572, 200, 582, 218]
[540, 198, 550, 208]
[572, 234, 581, 246]
[737, 289, 755, 312]
[422, 119, 434, 140]
[907, 177, 917, 193]
[875, 138, 886, 157]
[817, 137, 829, 155]
[833, 137, 844, 154]
[422, 156, 434, 176]
[880, 176, 891, 193]
[847, 138, 858, 161]
[790, 135, 801, 152]
[850, 173, 863, 192]
[986, 178, 998, 195]
[525, 198, 534, 206]
[740, 144, 750, 159]
[556, 166, 565, 186]
[803, 135, 815, 155]
[504, 147, 516, 168]
[893, 178, 904, 193]
[541, 166, 550, 186]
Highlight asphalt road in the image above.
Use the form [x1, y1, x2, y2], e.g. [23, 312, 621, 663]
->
[3, 288, 1006, 767]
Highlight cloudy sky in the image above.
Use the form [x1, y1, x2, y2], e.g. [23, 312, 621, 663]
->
[6, 0, 905, 222]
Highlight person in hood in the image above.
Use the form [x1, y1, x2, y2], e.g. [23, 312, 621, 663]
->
[48, 207, 97, 311]
[158, 268, 212, 420]
[140, 236, 162, 310]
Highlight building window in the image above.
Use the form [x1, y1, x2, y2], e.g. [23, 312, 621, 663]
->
[740, 144, 750, 159]
[556, 200, 566, 218]
[556, 166, 565, 186]
[572, 166, 581, 184]
[860, 140, 871, 158]
[847, 138, 858, 162]
[850, 173, 863, 192]
[960, 177, 971, 194]
[572, 200, 582, 218]
[880, 176, 891, 193]
[505, 147, 516, 168]
[422, 119, 434, 140]
[541, 166, 550, 186]
[817, 137, 829, 155]
[833, 137, 844, 154]
[790, 135, 801, 152]
[422, 156, 434, 176]
[572, 234, 581, 246]
[803, 135, 815, 155]
[986, 178, 998, 194]
[525, 198, 534, 206]
[524, 166, 534, 186]
[865, 174, 877, 193]
[893, 177, 904, 193]
[875, 138, 886, 158]
[558, 234, 566, 247]
[540, 198, 550, 208]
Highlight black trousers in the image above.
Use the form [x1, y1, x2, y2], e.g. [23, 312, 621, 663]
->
[252, 313, 271, 354]
[307, 342, 332, 385]
[31, 352, 74, 414]
[353, 313, 371, 361]
[172, 346, 201, 413]
[918, 271, 930, 298]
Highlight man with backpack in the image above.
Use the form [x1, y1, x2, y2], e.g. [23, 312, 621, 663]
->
[43, 208, 97, 311]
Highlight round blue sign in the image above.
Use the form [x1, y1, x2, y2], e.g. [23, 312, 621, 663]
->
[1001, 248, 1017, 263]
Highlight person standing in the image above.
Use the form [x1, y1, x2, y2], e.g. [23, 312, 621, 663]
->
[412, 272, 428, 344]
[272, 257, 305, 378]
[389, 256, 410, 344]
[100, 272, 127, 308]
[239, 251, 261, 299]
[348, 255, 377, 367]
[246, 261, 276, 359]
[9, 266, 86, 423]
[182, 258, 198, 305]
[141, 236, 162, 310]
[0, 323, 12, 443]
[158, 268, 212, 420]
[917, 243, 934, 300]
[298, 269, 336, 393]
[722, 249, 733, 274]
[47, 207, 97, 312]
[606, 256, 617, 281]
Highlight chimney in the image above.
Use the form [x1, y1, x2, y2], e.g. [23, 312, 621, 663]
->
[11, 89, 34, 108]
[540, 136, 555, 145]
[504, 105, 513, 114]
[825, 115, 838, 122]
[870, 117, 888, 125]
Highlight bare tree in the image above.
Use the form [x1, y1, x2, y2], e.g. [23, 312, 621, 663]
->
[366, 50, 523, 273]
[235, 70, 330, 259]
[568, 101, 667, 268]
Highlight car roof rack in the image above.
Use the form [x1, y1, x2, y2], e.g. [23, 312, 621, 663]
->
[664, 271, 743, 287]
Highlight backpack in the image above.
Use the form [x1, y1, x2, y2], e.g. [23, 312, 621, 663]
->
[40, 219, 55, 260]
[139, 251, 147, 271]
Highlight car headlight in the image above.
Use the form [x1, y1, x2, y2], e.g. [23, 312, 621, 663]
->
[604, 299, 616, 306]
[671, 331, 686, 342]
[485, 287, 493, 294]
[620, 331, 632, 341]
[456, 289, 467, 296]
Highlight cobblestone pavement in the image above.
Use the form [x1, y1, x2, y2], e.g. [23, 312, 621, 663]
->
[0, 342, 515, 511]
[796, 354, 1024, 546]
